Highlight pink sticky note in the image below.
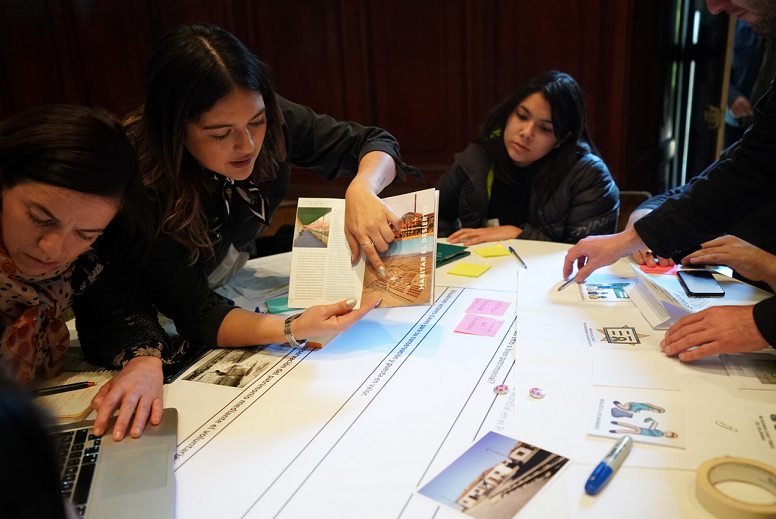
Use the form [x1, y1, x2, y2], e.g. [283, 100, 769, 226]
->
[454, 314, 504, 337]
[465, 298, 511, 316]
[640, 264, 679, 275]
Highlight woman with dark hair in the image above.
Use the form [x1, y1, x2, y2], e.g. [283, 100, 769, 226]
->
[77, 23, 419, 436]
[125, 21, 420, 343]
[436, 70, 619, 245]
[0, 104, 176, 441]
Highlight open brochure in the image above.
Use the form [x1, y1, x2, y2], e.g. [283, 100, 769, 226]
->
[288, 188, 438, 309]
[625, 263, 714, 329]
[624, 263, 772, 329]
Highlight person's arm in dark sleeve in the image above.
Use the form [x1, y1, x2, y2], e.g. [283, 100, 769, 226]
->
[634, 141, 739, 216]
[74, 265, 180, 369]
[635, 83, 776, 258]
[753, 297, 776, 349]
[140, 234, 237, 348]
[279, 95, 423, 183]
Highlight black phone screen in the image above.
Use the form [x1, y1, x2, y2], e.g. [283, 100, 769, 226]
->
[677, 270, 725, 297]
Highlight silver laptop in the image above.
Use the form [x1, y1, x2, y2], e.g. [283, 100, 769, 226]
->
[50, 408, 177, 519]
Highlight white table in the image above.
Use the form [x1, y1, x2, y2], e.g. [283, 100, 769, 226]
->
[164, 240, 775, 518]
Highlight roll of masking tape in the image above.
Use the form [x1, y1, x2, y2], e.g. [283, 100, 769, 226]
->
[696, 457, 776, 519]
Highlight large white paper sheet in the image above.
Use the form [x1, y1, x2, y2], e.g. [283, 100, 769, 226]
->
[565, 475, 682, 519]
[168, 286, 520, 518]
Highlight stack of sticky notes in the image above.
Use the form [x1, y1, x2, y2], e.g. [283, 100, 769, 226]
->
[447, 262, 491, 278]
[473, 245, 512, 258]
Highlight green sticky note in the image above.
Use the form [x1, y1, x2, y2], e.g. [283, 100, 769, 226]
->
[266, 297, 291, 314]
[474, 245, 511, 258]
[447, 262, 491, 278]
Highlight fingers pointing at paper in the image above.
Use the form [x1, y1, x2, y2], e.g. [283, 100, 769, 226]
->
[344, 151, 401, 275]
[563, 228, 647, 282]
[660, 306, 770, 361]
[292, 296, 382, 339]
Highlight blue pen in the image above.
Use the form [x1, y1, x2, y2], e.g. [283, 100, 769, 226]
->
[584, 435, 632, 495]
[508, 246, 528, 269]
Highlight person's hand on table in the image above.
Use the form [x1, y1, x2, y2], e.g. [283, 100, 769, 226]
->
[344, 152, 399, 276]
[563, 227, 647, 282]
[633, 249, 674, 268]
[661, 305, 770, 361]
[293, 296, 382, 338]
[682, 235, 776, 290]
[91, 355, 164, 441]
[447, 225, 521, 246]
[729, 96, 754, 119]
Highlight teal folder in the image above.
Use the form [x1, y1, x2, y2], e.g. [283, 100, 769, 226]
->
[436, 243, 470, 267]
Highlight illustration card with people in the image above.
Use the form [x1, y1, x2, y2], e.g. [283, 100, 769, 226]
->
[288, 188, 438, 309]
[588, 392, 686, 448]
[576, 275, 635, 303]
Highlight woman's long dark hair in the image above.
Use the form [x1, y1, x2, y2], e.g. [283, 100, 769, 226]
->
[476, 71, 598, 205]
[126, 22, 287, 262]
[0, 104, 152, 268]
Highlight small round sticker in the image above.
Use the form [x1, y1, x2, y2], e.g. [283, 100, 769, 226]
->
[528, 387, 545, 399]
[493, 384, 509, 395]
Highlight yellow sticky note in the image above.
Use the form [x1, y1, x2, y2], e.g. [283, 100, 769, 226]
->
[447, 262, 491, 278]
[474, 245, 511, 258]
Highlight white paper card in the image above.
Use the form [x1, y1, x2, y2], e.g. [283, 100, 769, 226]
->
[592, 350, 680, 391]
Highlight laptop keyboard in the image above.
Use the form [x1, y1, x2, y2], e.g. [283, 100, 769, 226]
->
[53, 427, 102, 518]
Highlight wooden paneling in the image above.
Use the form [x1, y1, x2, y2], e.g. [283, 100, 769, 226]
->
[0, 0, 670, 196]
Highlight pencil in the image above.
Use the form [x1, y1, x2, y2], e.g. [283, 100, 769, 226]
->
[508, 246, 528, 269]
[31, 381, 96, 397]
[557, 277, 576, 291]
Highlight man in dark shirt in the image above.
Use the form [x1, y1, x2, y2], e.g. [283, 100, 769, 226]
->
[563, 0, 776, 361]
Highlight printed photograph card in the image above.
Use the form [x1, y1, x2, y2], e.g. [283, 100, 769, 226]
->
[416, 431, 570, 518]
[721, 353, 776, 391]
[588, 392, 686, 448]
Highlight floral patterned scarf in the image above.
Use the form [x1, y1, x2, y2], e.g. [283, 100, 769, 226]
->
[0, 240, 74, 385]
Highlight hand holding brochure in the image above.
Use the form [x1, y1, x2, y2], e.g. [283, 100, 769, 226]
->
[288, 188, 438, 309]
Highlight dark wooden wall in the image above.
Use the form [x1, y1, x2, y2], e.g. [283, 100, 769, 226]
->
[0, 0, 670, 196]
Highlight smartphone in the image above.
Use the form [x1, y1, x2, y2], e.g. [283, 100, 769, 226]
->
[677, 270, 725, 297]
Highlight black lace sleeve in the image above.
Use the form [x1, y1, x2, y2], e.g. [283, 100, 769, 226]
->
[71, 253, 189, 369]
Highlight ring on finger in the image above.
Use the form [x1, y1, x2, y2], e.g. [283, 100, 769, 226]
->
[361, 239, 374, 248]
